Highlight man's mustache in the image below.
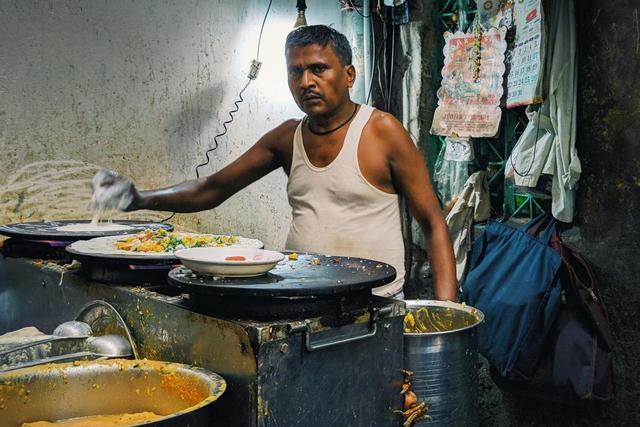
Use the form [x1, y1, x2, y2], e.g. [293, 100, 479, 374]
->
[301, 90, 322, 99]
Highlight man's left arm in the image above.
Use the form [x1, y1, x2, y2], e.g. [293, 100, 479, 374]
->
[379, 115, 458, 301]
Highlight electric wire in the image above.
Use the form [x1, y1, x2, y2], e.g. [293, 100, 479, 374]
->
[194, 79, 252, 180]
[374, 0, 388, 108]
[365, 12, 376, 104]
[386, 23, 395, 112]
[256, 0, 273, 59]
[162, 0, 273, 223]
[376, 17, 388, 108]
[195, 0, 272, 180]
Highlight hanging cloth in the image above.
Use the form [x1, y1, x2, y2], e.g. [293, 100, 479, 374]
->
[445, 171, 491, 282]
[505, 0, 581, 222]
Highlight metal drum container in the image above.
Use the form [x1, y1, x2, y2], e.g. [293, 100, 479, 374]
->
[0, 359, 226, 427]
[403, 300, 484, 427]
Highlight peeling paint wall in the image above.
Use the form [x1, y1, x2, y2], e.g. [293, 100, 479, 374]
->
[0, 0, 344, 249]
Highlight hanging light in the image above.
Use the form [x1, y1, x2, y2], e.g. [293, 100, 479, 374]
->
[294, 0, 307, 28]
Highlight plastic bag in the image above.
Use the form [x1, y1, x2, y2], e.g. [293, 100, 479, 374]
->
[433, 143, 470, 211]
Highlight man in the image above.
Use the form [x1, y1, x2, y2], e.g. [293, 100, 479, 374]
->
[94, 25, 457, 301]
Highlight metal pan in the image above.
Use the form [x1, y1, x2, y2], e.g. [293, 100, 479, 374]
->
[0, 359, 226, 427]
[0, 220, 173, 241]
[168, 253, 397, 298]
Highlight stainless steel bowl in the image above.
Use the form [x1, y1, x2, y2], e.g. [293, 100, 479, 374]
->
[0, 359, 226, 427]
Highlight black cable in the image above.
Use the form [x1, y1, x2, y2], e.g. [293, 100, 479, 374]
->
[376, 16, 388, 108]
[161, 0, 272, 224]
[195, 0, 272, 180]
[365, 11, 377, 104]
[345, 0, 375, 105]
[386, 24, 395, 112]
[509, 107, 542, 178]
[256, 0, 273, 59]
[195, 79, 252, 179]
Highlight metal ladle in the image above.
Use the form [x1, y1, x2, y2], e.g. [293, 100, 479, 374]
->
[0, 320, 93, 360]
[0, 334, 133, 372]
[86, 334, 133, 357]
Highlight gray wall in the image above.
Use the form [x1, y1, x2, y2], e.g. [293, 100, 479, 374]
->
[572, 0, 640, 424]
[0, 0, 345, 249]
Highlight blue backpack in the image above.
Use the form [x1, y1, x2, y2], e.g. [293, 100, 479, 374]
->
[462, 215, 563, 379]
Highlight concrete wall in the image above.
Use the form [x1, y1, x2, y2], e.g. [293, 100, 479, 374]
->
[0, 0, 345, 249]
[571, 0, 640, 424]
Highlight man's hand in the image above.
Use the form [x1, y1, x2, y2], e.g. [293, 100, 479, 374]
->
[90, 170, 139, 212]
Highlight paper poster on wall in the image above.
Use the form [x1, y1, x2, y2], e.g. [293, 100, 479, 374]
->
[478, 0, 514, 30]
[506, 0, 545, 108]
[430, 27, 507, 138]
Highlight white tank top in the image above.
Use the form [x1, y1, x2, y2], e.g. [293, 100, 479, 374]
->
[285, 105, 405, 297]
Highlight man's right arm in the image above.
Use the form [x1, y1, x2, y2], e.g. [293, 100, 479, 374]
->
[128, 120, 297, 213]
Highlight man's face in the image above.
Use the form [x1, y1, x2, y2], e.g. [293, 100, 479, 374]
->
[286, 43, 355, 117]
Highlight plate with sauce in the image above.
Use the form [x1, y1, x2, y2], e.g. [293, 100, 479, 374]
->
[174, 247, 285, 277]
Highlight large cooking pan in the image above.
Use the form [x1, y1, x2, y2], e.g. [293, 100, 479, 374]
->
[0, 359, 226, 427]
[0, 220, 172, 241]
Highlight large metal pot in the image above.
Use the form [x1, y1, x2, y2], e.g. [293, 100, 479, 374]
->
[403, 300, 484, 427]
[0, 359, 226, 427]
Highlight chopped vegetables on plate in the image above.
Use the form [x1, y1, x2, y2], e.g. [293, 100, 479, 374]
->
[115, 228, 239, 253]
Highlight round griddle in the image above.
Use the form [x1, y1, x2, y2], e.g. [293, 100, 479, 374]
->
[0, 220, 173, 241]
[167, 253, 397, 298]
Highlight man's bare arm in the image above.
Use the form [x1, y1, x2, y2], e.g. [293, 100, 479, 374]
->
[127, 120, 297, 213]
[375, 115, 457, 301]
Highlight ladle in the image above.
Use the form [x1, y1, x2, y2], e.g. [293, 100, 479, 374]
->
[0, 320, 93, 359]
[0, 334, 133, 372]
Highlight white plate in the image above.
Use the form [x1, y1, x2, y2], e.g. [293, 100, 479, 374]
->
[174, 247, 285, 277]
[66, 233, 264, 260]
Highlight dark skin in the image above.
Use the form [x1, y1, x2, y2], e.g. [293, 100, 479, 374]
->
[123, 43, 457, 300]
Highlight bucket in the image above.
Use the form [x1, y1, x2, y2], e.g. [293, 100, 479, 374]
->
[403, 300, 484, 426]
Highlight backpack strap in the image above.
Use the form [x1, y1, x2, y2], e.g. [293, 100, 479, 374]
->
[560, 242, 615, 350]
[524, 213, 556, 245]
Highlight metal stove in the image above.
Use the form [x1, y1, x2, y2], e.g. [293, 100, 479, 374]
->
[0, 234, 405, 426]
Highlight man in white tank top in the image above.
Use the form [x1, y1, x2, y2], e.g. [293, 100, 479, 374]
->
[92, 25, 457, 301]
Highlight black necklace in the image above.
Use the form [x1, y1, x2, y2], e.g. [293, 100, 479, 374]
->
[306, 105, 359, 136]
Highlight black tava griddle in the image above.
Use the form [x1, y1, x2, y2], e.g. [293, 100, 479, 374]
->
[0, 220, 173, 242]
[168, 253, 396, 298]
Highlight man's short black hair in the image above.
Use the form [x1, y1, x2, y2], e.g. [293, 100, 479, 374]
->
[285, 25, 353, 66]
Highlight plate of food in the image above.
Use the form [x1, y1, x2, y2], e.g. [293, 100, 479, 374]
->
[174, 247, 285, 277]
[66, 228, 264, 261]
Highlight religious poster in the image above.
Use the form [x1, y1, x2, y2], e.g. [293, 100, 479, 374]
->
[506, 0, 545, 108]
[430, 27, 507, 138]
